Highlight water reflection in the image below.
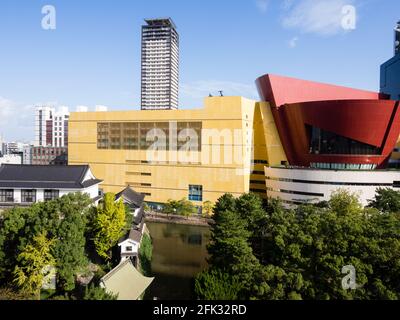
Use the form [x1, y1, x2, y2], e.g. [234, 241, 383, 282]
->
[144, 222, 211, 300]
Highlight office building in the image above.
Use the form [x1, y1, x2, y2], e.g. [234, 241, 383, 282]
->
[381, 21, 400, 100]
[69, 97, 261, 208]
[141, 18, 179, 110]
[23, 145, 33, 165]
[35, 106, 54, 147]
[33, 106, 69, 165]
[34, 106, 69, 147]
[31, 146, 68, 166]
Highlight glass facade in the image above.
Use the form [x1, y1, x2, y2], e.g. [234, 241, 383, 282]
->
[310, 163, 377, 170]
[189, 185, 203, 202]
[308, 126, 381, 155]
[98, 122, 202, 151]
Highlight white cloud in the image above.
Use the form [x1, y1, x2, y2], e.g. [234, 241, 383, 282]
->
[0, 97, 36, 142]
[180, 80, 258, 106]
[282, 0, 295, 10]
[288, 36, 299, 48]
[282, 0, 357, 36]
[0, 96, 14, 124]
[256, 0, 270, 13]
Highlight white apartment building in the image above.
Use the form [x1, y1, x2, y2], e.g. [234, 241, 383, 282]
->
[34, 106, 69, 148]
[52, 107, 70, 147]
[141, 18, 179, 110]
[23, 145, 33, 165]
[34, 106, 54, 147]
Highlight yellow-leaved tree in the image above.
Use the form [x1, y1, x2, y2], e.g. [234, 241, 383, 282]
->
[13, 232, 56, 300]
[93, 193, 126, 260]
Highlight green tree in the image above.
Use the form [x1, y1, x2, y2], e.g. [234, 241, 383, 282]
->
[236, 193, 266, 239]
[0, 207, 30, 281]
[207, 210, 259, 290]
[213, 193, 236, 216]
[164, 198, 197, 218]
[202, 201, 214, 217]
[52, 193, 91, 291]
[0, 287, 34, 300]
[83, 283, 118, 300]
[328, 189, 363, 216]
[139, 234, 153, 277]
[13, 233, 56, 300]
[93, 193, 127, 260]
[201, 190, 400, 300]
[368, 187, 400, 213]
[195, 269, 243, 300]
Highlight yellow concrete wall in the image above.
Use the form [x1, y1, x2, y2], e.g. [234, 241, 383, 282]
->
[69, 96, 268, 205]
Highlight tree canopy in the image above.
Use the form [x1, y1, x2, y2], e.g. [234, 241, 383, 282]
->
[163, 198, 197, 217]
[196, 189, 400, 300]
[93, 193, 127, 260]
[0, 193, 92, 297]
[13, 232, 56, 299]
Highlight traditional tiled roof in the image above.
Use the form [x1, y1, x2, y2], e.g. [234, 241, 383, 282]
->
[115, 186, 145, 208]
[0, 164, 102, 189]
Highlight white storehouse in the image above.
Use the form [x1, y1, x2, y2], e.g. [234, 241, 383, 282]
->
[0, 164, 102, 207]
[116, 187, 147, 263]
[265, 167, 400, 207]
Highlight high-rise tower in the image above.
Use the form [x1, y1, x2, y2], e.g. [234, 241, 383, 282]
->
[380, 20, 400, 100]
[141, 18, 179, 110]
[395, 20, 400, 55]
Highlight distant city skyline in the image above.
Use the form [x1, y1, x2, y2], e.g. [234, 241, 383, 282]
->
[0, 0, 399, 141]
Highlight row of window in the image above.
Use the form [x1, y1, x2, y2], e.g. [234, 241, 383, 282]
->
[250, 188, 266, 194]
[266, 187, 324, 198]
[251, 171, 265, 175]
[97, 122, 202, 151]
[265, 176, 394, 187]
[252, 160, 269, 165]
[310, 163, 378, 170]
[0, 189, 59, 203]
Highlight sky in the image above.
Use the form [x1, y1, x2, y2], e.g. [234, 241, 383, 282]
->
[0, 0, 399, 141]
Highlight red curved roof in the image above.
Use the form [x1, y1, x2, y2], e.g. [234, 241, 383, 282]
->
[256, 74, 399, 169]
[256, 74, 389, 107]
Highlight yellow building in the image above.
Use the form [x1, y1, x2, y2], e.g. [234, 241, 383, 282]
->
[68, 97, 287, 209]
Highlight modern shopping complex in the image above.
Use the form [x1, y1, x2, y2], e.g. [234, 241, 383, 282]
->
[69, 21, 400, 209]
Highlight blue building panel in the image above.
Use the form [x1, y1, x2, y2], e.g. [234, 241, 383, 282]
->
[381, 54, 400, 100]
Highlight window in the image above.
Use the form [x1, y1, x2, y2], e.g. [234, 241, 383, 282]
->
[44, 190, 59, 201]
[0, 189, 14, 202]
[308, 125, 381, 155]
[97, 121, 202, 151]
[126, 246, 133, 252]
[21, 190, 36, 203]
[253, 160, 269, 165]
[189, 185, 203, 202]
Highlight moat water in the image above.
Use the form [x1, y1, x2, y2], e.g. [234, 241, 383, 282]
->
[144, 221, 211, 300]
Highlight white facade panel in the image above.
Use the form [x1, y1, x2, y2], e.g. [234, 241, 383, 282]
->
[265, 167, 400, 207]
